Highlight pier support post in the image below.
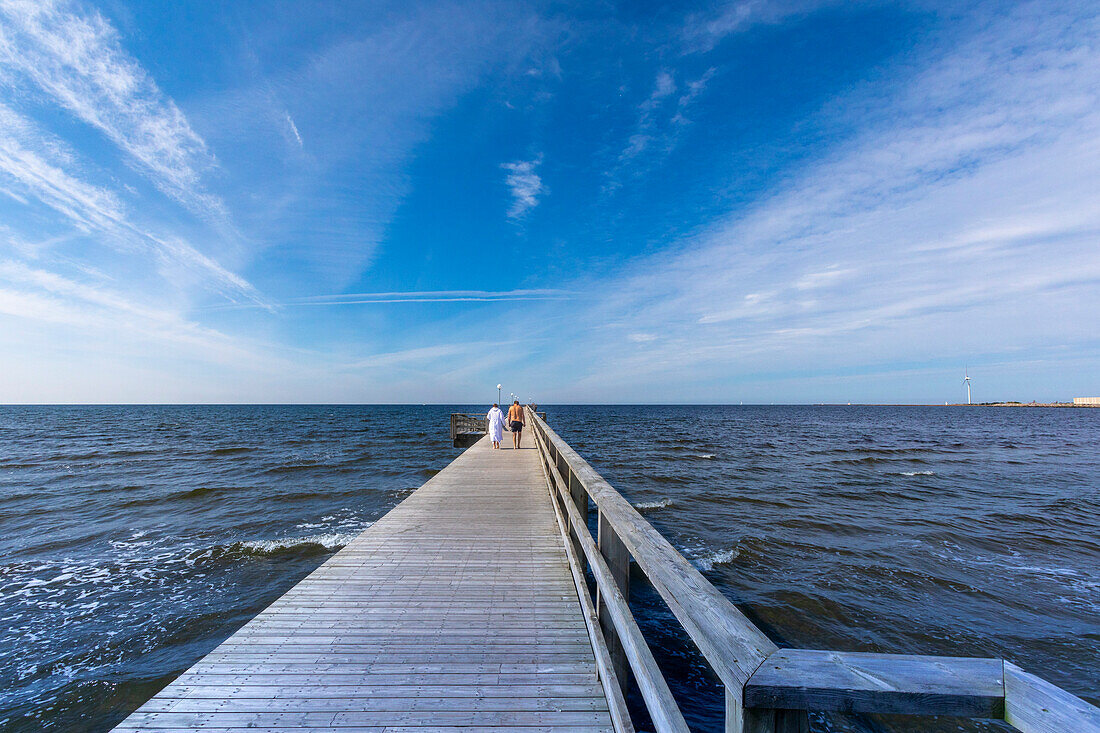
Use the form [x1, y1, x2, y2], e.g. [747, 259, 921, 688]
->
[598, 511, 631, 687]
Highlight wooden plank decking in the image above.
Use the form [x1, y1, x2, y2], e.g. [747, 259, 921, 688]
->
[114, 436, 613, 732]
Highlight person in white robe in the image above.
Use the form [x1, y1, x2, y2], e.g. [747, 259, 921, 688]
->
[486, 403, 506, 449]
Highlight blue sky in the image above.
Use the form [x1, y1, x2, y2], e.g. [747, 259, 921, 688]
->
[0, 0, 1098, 403]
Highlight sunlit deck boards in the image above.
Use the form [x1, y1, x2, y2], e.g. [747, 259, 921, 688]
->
[113, 437, 612, 732]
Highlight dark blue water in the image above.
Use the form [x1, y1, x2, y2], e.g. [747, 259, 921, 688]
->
[1, 405, 1097, 732]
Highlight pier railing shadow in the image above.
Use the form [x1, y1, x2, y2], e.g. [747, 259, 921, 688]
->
[526, 407, 1100, 733]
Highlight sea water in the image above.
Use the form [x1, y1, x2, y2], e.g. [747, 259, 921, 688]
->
[1, 405, 1097, 731]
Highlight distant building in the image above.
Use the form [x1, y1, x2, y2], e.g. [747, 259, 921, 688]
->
[1073, 397, 1100, 405]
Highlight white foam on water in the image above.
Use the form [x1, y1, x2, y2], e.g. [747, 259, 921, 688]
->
[690, 547, 739, 572]
[634, 498, 673, 510]
[239, 528, 370, 554]
[895, 470, 935, 476]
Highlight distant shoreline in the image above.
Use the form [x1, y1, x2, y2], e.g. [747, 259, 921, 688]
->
[802, 402, 1100, 407]
[0, 402, 1098, 407]
[940, 402, 1099, 408]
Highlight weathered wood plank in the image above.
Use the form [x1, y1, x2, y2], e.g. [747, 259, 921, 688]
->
[115, 727, 609, 733]
[138, 697, 611, 713]
[191, 661, 597, 674]
[744, 649, 1005, 717]
[1003, 661, 1100, 733]
[117, 709, 614, 727]
[173, 673, 603, 686]
[154, 684, 608, 699]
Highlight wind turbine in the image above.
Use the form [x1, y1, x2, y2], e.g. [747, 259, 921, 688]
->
[963, 367, 972, 405]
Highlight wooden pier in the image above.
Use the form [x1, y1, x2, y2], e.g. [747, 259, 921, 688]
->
[113, 408, 1100, 732]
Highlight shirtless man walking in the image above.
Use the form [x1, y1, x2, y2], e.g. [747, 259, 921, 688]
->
[506, 400, 525, 449]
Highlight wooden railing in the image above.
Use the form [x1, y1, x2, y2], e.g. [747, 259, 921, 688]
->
[449, 413, 487, 443]
[526, 407, 1100, 733]
[450, 411, 546, 447]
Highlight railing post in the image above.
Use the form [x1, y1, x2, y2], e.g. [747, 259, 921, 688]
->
[726, 688, 745, 732]
[598, 510, 631, 687]
[568, 469, 588, 566]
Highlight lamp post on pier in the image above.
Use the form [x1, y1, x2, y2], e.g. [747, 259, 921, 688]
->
[497, 384, 502, 405]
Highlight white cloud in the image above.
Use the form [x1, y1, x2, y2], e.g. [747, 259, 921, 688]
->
[189, 2, 560, 284]
[609, 67, 716, 188]
[794, 267, 853, 291]
[0, 0, 227, 221]
[501, 156, 545, 219]
[618, 71, 677, 162]
[347, 342, 494, 370]
[534, 2, 1100, 400]
[0, 102, 266, 305]
[298, 289, 570, 304]
[206, 289, 574, 309]
[0, 1, 266, 309]
[648, 71, 676, 104]
[284, 111, 303, 148]
[670, 68, 716, 126]
[0, 260, 260, 361]
[0, 2, 567, 401]
[0, 102, 124, 231]
[681, 0, 835, 53]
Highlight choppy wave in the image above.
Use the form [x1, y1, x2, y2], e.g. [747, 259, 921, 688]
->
[829, 455, 932, 465]
[237, 530, 364, 554]
[262, 461, 323, 475]
[634, 498, 673, 511]
[689, 547, 739, 572]
[209, 446, 251, 455]
[3, 528, 370, 598]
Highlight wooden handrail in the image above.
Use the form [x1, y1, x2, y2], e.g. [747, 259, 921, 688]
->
[525, 407, 1100, 733]
[528, 409, 776, 689]
[449, 413, 487, 442]
[534, 422, 690, 733]
[1003, 662, 1100, 733]
[540, 451, 636, 733]
[745, 649, 1005, 716]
